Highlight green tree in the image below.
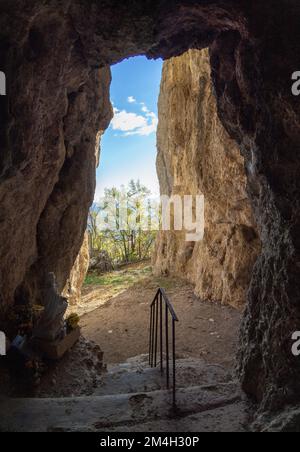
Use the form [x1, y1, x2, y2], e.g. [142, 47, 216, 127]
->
[88, 180, 158, 265]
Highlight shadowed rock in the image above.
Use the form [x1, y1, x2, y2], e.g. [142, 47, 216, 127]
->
[0, 0, 299, 410]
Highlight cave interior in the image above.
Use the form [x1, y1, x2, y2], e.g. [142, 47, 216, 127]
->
[0, 0, 300, 414]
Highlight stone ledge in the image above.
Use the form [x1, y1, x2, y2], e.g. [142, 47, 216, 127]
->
[32, 328, 81, 360]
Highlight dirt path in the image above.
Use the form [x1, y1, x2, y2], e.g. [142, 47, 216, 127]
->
[74, 262, 152, 317]
[80, 266, 242, 369]
[3, 263, 242, 400]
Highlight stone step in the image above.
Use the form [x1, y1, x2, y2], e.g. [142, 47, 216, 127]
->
[94, 355, 232, 396]
[0, 382, 246, 432]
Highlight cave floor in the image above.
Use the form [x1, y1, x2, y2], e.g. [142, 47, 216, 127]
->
[80, 265, 242, 368]
[0, 356, 251, 432]
[1, 267, 250, 432]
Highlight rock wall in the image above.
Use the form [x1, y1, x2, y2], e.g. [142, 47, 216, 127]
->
[153, 49, 260, 308]
[1, 0, 300, 410]
[63, 232, 90, 307]
[63, 122, 106, 308]
[0, 7, 113, 307]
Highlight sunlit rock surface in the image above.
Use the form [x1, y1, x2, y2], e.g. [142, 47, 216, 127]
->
[0, 0, 300, 410]
[63, 232, 90, 307]
[153, 49, 260, 308]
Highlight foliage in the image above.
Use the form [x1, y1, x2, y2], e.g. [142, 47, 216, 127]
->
[88, 180, 158, 265]
[66, 313, 80, 332]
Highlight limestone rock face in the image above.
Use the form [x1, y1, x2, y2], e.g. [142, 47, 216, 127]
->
[153, 49, 260, 308]
[63, 233, 90, 307]
[1, 0, 300, 410]
[0, 7, 113, 306]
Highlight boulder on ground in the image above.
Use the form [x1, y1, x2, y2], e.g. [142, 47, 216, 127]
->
[89, 251, 114, 273]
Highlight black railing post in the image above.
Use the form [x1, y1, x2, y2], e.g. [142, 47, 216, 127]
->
[151, 296, 155, 367]
[165, 303, 170, 388]
[149, 288, 178, 406]
[149, 304, 152, 366]
[154, 295, 158, 367]
[172, 318, 176, 406]
[160, 292, 163, 375]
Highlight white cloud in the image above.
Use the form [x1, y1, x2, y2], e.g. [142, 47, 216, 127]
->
[111, 101, 158, 137]
[111, 110, 147, 133]
[127, 96, 136, 104]
[141, 105, 149, 113]
[125, 112, 158, 136]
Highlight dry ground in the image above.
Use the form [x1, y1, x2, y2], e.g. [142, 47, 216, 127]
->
[1, 263, 243, 405]
[74, 262, 152, 317]
[80, 265, 242, 369]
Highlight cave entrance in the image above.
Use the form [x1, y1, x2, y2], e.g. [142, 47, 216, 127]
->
[80, 50, 259, 373]
[3, 1, 298, 415]
[90, 55, 161, 267]
[81, 56, 163, 364]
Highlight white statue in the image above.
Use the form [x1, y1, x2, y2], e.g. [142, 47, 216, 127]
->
[33, 273, 68, 342]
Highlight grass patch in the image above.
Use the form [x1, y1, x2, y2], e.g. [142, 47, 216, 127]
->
[84, 264, 152, 287]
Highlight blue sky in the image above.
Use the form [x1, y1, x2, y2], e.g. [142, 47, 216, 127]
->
[95, 56, 163, 201]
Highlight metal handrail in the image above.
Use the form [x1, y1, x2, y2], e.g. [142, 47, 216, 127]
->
[149, 288, 179, 406]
